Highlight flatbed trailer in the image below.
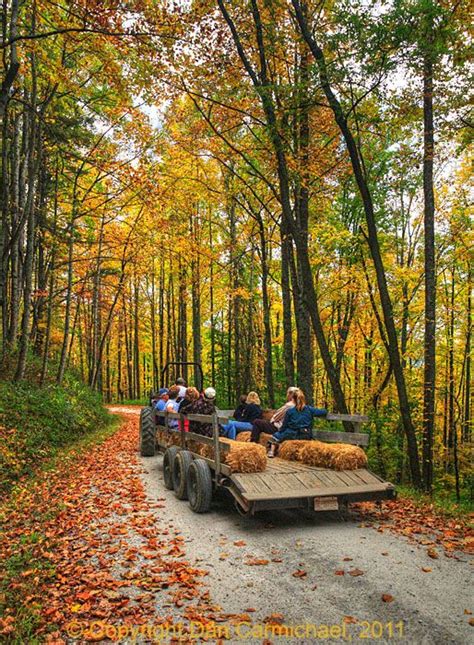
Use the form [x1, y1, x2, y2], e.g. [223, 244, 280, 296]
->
[139, 406, 395, 515]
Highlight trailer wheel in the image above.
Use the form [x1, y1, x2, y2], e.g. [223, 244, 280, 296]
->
[163, 446, 179, 490]
[140, 407, 156, 457]
[173, 450, 193, 500]
[187, 459, 213, 513]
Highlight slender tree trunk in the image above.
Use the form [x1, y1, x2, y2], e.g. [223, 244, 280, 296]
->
[209, 214, 216, 388]
[150, 262, 158, 390]
[217, 0, 351, 422]
[257, 217, 275, 406]
[133, 276, 140, 399]
[280, 229, 295, 386]
[288, 239, 313, 401]
[422, 46, 436, 492]
[190, 213, 202, 383]
[15, 46, 39, 380]
[462, 265, 471, 442]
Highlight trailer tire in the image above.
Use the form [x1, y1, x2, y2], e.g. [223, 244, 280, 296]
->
[163, 446, 179, 490]
[140, 407, 156, 457]
[187, 459, 213, 513]
[173, 450, 193, 500]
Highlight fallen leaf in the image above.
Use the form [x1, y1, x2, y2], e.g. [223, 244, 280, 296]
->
[343, 557, 353, 561]
[344, 616, 358, 624]
[348, 568, 364, 577]
[469, 618, 474, 627]
[335, 570, 345, 576]
[245, 558, 269, 566]
[427, 548, 439, 559]
[234, 540, 246, 547]
[382, 594, 394, 603]
[464, 609, 472, 615]
[421, 567, 432, 573]
[263, 613, 284, 625]
[292, 570, 307, 578]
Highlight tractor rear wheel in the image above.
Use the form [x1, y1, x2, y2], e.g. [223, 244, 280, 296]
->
[139, 407, 156, 457]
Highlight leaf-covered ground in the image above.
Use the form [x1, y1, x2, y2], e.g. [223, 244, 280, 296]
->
[0, 409, 238, 642]
[354, 499, 473, 560]
[1, 408, 472, 642]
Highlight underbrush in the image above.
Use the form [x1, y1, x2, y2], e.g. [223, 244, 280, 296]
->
[0, 366, 113, 499]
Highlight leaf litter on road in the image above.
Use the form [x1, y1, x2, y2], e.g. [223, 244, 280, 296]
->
[0, 409, 237, 640]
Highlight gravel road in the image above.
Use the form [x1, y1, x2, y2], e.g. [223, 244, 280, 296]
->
[139, 449, 472, 645]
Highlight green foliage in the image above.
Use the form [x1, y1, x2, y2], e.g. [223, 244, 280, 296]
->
[0, 371, 113, 498]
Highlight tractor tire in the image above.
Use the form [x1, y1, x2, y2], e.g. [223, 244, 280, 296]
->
[187, 459, 213, 513]
[140, 407, 156, 457]
[173, 450, 193, 500]
[163, 446, 179, 490]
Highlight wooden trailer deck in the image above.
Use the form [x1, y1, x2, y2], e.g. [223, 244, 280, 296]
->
[231, 457, 393, 502]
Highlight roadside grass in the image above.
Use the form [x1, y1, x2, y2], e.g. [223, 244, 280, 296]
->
[0, 415, 121, 643]
[396, 484, 473, 520]
[0, 367, 114, 499]
[110, 398, 146, 406]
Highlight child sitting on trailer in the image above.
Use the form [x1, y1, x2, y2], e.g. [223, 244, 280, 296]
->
[267, 388, 327, 457]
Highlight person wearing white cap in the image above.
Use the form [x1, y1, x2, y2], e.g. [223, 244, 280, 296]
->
[185, 387, 216, 437]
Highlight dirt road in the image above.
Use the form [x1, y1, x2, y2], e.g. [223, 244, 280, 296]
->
[133, 407, 473, 645]
[3, 407, 470, 644]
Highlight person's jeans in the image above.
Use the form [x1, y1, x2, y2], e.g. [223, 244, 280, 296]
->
[221, 420, 253, 440]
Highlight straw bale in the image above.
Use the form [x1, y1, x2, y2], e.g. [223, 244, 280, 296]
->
[279, 440, 311, 461]
[199, 437, 267, 473]
[299, 441, 331, 467]
[325, 443, 368, 470]
[225, 442, 267, 473]
[236, 431, 252, 442]
[236, 431, 273, 446]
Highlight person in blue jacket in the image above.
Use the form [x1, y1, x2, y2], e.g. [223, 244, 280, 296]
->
[268, 388, 327, 457]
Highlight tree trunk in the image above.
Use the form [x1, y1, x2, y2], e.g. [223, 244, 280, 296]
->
[422, 47, 436, 492]
[280, 229, 295, 386]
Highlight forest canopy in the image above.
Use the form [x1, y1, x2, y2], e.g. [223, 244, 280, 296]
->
[0, 0, 472, 497]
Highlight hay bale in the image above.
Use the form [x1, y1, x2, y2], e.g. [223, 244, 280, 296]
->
[236, 431, 273, 447]
[156, 429, 165, 445]
[225, 443, 267, 474]
[279, 440, 311, 461]
[198, 443, 216, 460]
[299, 441, 331, 467]
[185, 439, 202, 454]
[236, 431, 252, 442]
[326, 443, 368, 470]
[199, 437, 267, 473]
[168, 432, 182, 446]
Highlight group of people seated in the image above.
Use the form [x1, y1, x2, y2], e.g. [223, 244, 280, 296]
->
[152, 378, 217, 437]
[152, 380, 327, 458]
[222, 386, 327, 457]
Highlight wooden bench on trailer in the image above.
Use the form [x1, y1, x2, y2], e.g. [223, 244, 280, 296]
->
[139, 406, 395, 514]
